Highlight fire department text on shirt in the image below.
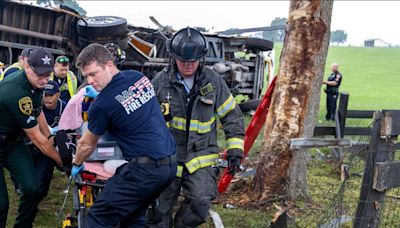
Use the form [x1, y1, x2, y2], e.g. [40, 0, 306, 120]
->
[115, 77, 155, 115]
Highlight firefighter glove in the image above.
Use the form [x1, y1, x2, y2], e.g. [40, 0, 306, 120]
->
[227, 156, 241, 176]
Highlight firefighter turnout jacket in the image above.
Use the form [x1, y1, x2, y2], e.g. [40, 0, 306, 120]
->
[152, 66, 245, 177]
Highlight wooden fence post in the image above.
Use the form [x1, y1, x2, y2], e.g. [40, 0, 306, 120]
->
[338, 92, 349, 138]
[331, 92, 349, 160]
[353, 111, 399, 227]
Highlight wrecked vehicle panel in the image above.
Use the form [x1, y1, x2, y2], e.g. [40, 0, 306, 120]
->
[0, 1, 274, 108]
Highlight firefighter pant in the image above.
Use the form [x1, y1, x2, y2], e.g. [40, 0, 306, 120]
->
[326, 92, 338, 121]
[0, 141, 40, 228]
[85, 158, 177, 227]
[146, 166, 218, 228]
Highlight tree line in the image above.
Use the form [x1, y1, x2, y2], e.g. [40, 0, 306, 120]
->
[260, 17, 347, 45]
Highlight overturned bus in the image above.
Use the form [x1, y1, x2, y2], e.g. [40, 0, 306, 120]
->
[0, 1, 274, 111]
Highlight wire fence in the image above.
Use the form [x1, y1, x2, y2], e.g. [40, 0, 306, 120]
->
[293, 135, 367, 227]
[293, 120, 400, 227]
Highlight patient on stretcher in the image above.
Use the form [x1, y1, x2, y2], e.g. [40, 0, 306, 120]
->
[57, 85, 127, 179]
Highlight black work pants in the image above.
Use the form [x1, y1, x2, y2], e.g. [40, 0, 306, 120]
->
[147, 166, 218, 228]
[326, 92, 338, 121]
[0, 141, 40, 228]
[85, 157, 177, 228]
[30, 145, 55, 202]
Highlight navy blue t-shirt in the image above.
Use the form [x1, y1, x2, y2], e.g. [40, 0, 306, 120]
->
[43, 98, 66, 128]
[88, 70, 176, 160]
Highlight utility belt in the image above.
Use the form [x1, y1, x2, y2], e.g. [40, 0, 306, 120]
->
[130, 154, 177, 167]
[325, 87, 339, 95]
[0, 133, 23, 145]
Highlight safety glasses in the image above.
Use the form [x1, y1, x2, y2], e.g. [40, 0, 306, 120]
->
[56, 56, 69, 63]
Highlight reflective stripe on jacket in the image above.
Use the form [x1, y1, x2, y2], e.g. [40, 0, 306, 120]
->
[152, 66, 244, 175]
[0, 62, 23, 81]
[50, 71, 78, 98]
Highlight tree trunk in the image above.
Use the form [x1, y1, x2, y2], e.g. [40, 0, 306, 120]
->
[248, 0, 333, 202]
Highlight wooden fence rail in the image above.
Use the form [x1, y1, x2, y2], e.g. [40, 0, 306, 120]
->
[313, 93, 399, 150]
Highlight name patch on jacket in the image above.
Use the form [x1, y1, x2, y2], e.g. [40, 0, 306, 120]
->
[115, 77, 155, 115]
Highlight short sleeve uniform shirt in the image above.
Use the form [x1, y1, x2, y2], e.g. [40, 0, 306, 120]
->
[88, 70, 176, 160]
[0, 71, 43, 134]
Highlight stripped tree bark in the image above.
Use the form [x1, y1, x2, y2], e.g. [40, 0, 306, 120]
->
[248, 0, 334, 202]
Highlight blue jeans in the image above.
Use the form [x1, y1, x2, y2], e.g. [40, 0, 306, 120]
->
[85, 158, 177, 228]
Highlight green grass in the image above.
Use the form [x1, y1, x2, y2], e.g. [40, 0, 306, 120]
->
[273, 43, 400, 120]
[5, 45, 400, 227]
[5, 170, 73, 227]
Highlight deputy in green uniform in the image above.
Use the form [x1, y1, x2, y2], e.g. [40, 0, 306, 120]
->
[0, 47, 63, 227]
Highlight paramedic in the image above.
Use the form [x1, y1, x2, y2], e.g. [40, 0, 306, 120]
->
[71, 43, 177, 227]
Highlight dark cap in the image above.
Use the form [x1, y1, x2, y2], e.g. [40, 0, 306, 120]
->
[28, 48, 54, 76]
[20, 48, 33, 58]
[44, 80, 60, 95]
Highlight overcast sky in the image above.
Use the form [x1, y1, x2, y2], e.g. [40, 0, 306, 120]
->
[77, 1, 400, 46]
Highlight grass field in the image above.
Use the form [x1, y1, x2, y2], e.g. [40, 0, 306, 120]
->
[5, 45, 400, 227]
[273, 43, 400, 117]
[323, 45, 400, 114]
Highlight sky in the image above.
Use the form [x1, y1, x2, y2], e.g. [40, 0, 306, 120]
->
[76, 1, 400, 46]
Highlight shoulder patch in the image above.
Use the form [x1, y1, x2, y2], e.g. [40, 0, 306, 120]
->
[18, 96, 33, 115]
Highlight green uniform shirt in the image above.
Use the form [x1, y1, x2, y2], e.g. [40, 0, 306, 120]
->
[0, 70, 43, 134]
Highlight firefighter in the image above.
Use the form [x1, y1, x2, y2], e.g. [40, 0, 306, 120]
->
[0, 47, 62, 227]
[71, 43, 177, 227]
[104, 42, 126, 66]
[323, 63, 343, 121]
[0, 48, 32, 80]
[49, 56, 78, 104]
[147, 27, 245, 227]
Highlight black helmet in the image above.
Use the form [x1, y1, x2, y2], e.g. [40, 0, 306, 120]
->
[104, 43, 126, 64]
[167, 27, 208, 61]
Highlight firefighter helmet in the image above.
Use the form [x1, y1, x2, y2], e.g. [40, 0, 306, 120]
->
[167, 27, 208, 61]
[104, 43, 126, 64]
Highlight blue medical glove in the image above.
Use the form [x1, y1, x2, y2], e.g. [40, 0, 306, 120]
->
[71, 163, 85, 178]
[85, 85, 99, 98]
[50, 126, 58, 135]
